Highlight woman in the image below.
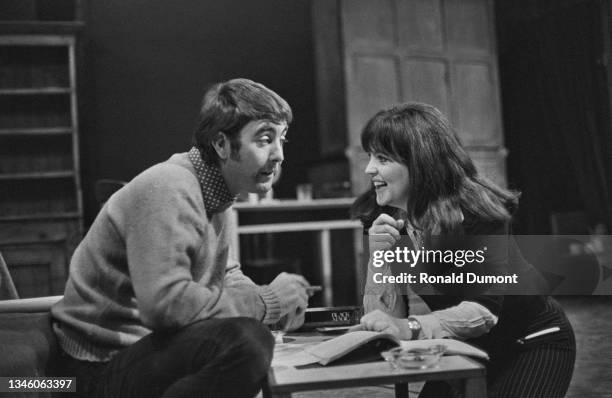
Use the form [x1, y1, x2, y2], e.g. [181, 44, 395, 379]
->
[351, 103, 575, 398]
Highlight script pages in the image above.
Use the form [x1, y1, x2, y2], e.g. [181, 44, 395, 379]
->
[272, 331, 488, 367]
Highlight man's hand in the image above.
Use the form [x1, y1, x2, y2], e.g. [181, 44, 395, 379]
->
[357, 309, 406, 339]
[368, 214, 404, 254]
[268, 272, 310, 329]
[277, 311, 305, 332]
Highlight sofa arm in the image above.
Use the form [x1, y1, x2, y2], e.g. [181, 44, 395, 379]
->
[0, 296, 62, 313]
[0, 312, 60, 384]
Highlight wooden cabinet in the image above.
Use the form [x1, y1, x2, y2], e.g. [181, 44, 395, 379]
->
[0, 27, 83, 297]
[313, 0, 507, 195]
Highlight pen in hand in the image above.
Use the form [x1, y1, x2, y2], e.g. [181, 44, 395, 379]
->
[306, 285, 322, 295]
[277, 286, 323, 333]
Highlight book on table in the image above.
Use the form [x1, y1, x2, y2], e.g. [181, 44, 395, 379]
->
[272, 331, 488, 367]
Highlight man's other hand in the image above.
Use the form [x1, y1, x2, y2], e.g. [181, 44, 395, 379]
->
[268, 272, 310, 327]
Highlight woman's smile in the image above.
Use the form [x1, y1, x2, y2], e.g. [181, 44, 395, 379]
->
[373, 180, 387, 189]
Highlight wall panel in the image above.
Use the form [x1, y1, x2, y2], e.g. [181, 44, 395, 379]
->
[402, 58, 449, 115]
[454, 62, 500, 145]
[347, 56, 400, 141]
[397, 0, 444, 52]
[342, 0, 395, 48]
[446, 0, 491, 55]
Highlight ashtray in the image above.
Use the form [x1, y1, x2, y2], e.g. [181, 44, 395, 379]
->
[381, 344, 446, 369]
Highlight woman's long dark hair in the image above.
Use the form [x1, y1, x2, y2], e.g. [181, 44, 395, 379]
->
[351, 102, 519, 233]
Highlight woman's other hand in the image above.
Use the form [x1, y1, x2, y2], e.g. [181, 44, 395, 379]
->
[358, 309, 408, 339]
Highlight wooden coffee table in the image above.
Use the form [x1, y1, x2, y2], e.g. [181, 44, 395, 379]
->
[263, 355, 486, 398]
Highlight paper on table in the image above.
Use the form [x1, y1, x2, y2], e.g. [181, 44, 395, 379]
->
[303, 330, 397, 365]
[400, 338, 489, 360]
[271, 333, 489, 368]
[271, 343, 320, 367]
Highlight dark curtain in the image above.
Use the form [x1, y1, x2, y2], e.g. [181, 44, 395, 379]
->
[532, 1, 612, 230]
[500, 0, 612, 232]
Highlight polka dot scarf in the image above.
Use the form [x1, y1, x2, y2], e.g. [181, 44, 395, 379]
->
[188, 147, 235, 215]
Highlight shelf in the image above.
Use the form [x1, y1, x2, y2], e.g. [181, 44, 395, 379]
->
[237, 220, 362, 234]
[0, 127, 72, 136]
[0, 87, 72, 95]
[0, 170, 74, 180]
[0, 211, 81, 221]
[0, 27, 84, 298]
[0, 22, 84, 35]
[233, 198, 357, 211]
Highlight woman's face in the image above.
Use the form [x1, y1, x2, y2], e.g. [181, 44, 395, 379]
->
[365, 152, 410, 210]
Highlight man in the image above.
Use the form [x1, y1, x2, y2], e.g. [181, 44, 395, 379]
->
[52, 78, 311, 397]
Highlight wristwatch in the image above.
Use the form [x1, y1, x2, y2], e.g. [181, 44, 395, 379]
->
[407, 317, 421, 340]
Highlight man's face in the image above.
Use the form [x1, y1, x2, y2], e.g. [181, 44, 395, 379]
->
[220, 119, 288, 195]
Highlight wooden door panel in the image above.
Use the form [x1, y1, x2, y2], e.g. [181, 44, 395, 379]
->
[446, 0, 491, 55]
[397, 0, 444, 52]
[342, 0, 395, 48]
[454, 62, 500, 146]
[402, 58, 449, 116]
[347, 56, 400, 143]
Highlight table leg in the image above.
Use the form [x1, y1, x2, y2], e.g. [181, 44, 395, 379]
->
[316, 229, 333, 306]
[394, 382, 409, 398]
[262, 380, 291, 398]
[353, 228, 365, 302]
[465, 376, 487, 398]
[229, 208, 240, 259]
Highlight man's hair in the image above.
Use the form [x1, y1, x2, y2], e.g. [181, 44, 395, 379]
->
[192, 78, 292, 164]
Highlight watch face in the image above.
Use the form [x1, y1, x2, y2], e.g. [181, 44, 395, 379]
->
[408, 319, 420, 329]
[408, 319, 421, 336]
[407, 319, 421, 340]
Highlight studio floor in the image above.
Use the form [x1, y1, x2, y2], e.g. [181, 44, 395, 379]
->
[290, 296, 612, 398]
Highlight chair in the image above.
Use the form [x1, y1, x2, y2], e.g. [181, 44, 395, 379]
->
[1, 251, 63, 393]
[0, 251, 19, 300]
[0, 295, 62, 396]
[94, 178, 127, 208]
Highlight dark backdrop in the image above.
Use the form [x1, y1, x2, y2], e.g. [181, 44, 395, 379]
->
[80, 0, 318, 224]
[496, 0, 612, 233]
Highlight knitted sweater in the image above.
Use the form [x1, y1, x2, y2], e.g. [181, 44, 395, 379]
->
[51, 151, 281, 361]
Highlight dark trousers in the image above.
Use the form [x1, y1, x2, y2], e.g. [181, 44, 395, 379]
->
[55, 317, 274, 398]
[419, 297, 576, 398]
[418, 343, 575, 398]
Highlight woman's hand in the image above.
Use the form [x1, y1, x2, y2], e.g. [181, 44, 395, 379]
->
[357, 309, 407, 339]
[368, 214, 405, 254]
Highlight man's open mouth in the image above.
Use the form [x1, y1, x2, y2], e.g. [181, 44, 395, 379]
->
[259, 169, 275, 178]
